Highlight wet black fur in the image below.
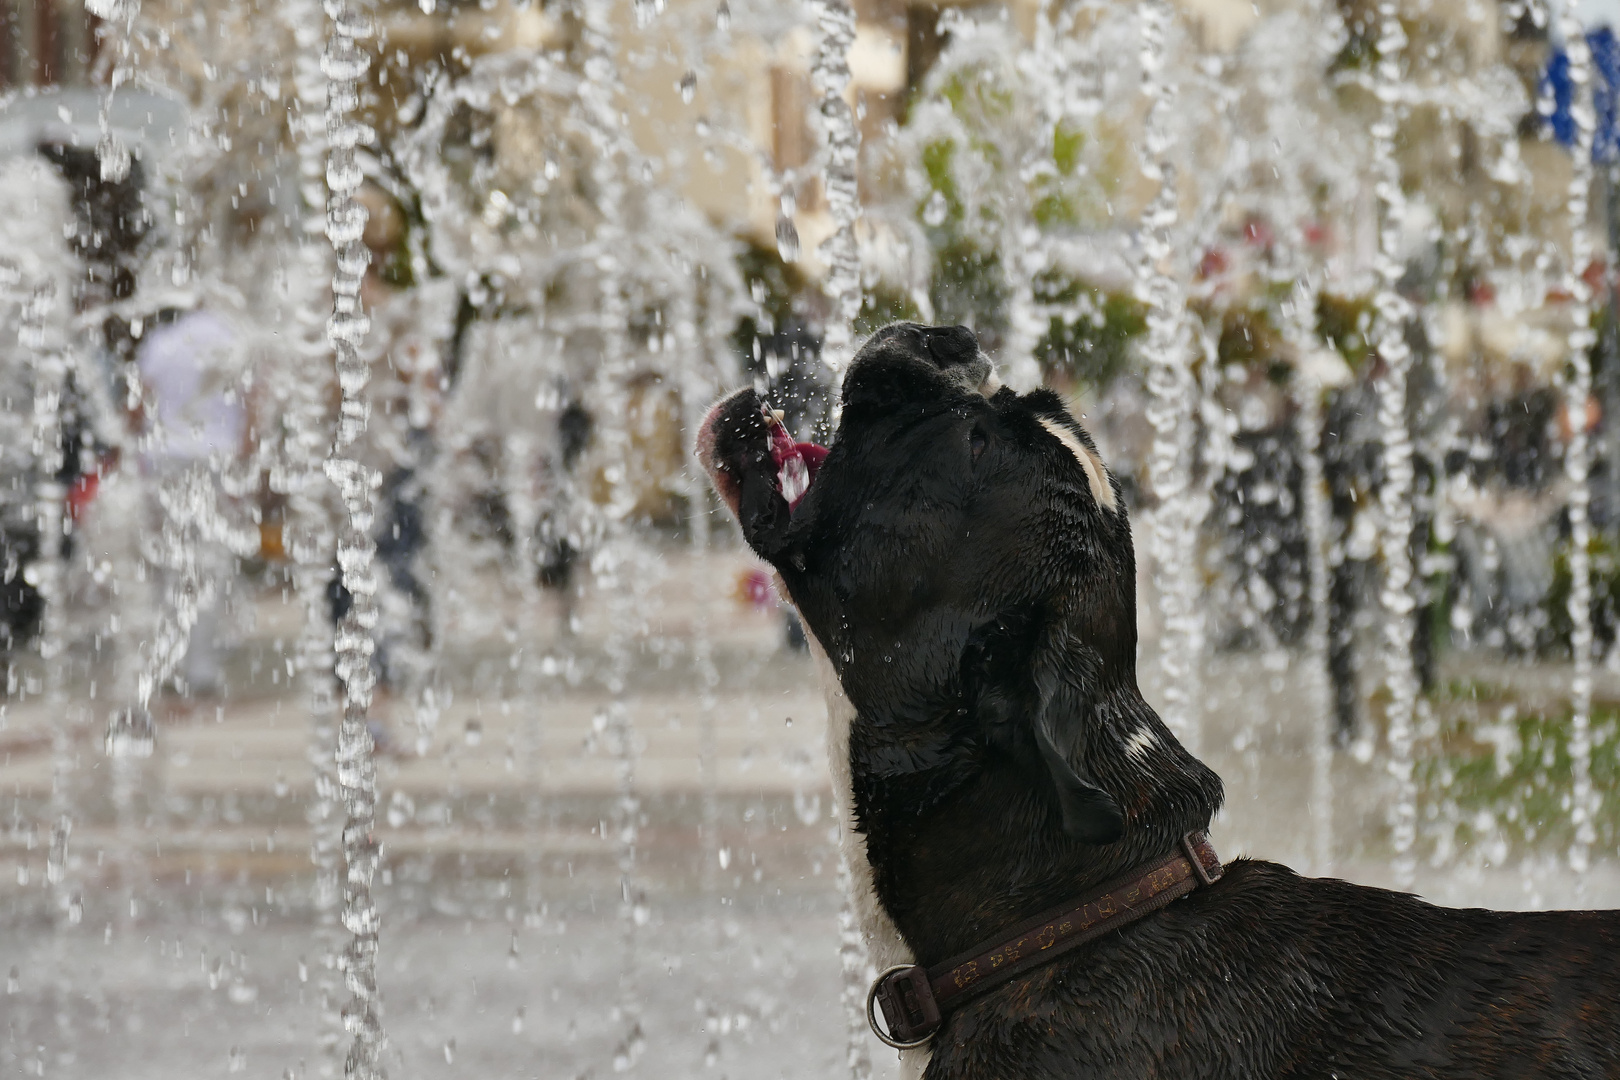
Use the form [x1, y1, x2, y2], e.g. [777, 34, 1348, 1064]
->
[703, 322, 1620, 1079]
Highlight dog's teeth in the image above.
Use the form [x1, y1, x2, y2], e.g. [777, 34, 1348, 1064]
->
[771, 409, 787, 426]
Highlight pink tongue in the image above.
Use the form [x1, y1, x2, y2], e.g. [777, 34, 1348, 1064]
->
[766, 417, 827, 511]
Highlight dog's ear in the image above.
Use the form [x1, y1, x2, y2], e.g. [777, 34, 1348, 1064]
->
[1029, 623, 1124, 843]
[962, 614, 1124, 844]
[701, 389, 796, 565]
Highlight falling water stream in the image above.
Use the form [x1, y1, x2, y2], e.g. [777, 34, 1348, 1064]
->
[1555, 4, 1600, 880]
[1137, 0, 1205, 755]
[282, 0, 346, 1067]
[811, 0, 862, 384]
[321, 1, 387, 1074]
[1369, 0, 1420, 891]
[21, 273, 74, 923]
[804, 0, 877, 1074]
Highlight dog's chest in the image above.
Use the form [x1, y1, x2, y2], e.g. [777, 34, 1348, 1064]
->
[805, 633, 930, 1079]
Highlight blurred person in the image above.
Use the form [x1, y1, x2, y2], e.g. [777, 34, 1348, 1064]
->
[0, 152, 105, 653]
[326, 180, 456, 710]
[128, 307, 256, 700]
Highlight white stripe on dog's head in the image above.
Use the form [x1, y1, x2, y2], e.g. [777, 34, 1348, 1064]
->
[1038, 418, 1117, 513]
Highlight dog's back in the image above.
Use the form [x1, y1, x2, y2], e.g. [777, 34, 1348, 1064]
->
[933, 860, 1620, 1078]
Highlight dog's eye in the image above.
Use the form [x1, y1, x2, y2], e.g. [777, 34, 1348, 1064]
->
[970, 429, 988, 462]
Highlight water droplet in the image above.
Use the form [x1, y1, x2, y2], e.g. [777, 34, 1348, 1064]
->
[386, 790, 415, 828]
[679, 71, 697, 104]
[513, 1006, 526, 1034]
[923, 189, 949, 227]
[715, 0, 730, 30]
[228, 1047, 246, 1073]
[774, 216, 800, 263]
[717, 847, 730, 869]
[105, 706, 155, 758]
[442, 1039, 455, 1064]
[6, 966, 18, 993]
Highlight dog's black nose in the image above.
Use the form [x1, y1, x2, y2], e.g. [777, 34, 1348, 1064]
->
[925, 325, 980, 369]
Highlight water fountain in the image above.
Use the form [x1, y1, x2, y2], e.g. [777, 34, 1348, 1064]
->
[3, 0, 1620, 1074]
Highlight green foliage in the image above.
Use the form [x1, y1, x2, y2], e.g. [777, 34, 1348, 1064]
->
[1033, 123, 1091, 228]
[855, 286, 925, 337]
[929, 239, 1006, 337]
[727, 237, 924, 349]
[1418, 703, 1620, 853]
[906, 35, 1125, 333]
[736, 241, 811, 327]
[1032, 273, 1147, 392]
[1329, 29, 1377, 73]
[728, 239, 816, 357]
[1315, 292, 1375, 370]
[1051, 122, 1085, 177]
[1542, 534, 1620, 660]
[1214, 306, 1285, 373]
[377, 234, 417, 289]
[919, 139, 965, 229]
[1430, 678, 1514, 703]
[935, 66, 1017, 142]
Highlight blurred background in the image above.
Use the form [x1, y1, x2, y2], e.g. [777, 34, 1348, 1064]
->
[4, 0, 1620, 1076]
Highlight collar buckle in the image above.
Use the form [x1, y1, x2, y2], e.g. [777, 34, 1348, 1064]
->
[1182, 830, 1224, 886]
[867, 963, 940, 1049]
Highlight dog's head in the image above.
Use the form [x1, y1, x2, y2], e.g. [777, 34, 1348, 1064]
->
[700, 323, 1217, 865]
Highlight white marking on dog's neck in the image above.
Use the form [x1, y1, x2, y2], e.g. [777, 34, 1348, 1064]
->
[1124, 725, 1160, 762]
[1038, 417, 1116, 513]
[804, 631, 930, 1080]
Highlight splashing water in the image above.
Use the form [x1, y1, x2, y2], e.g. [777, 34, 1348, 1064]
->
[9, 265, 77, 921]
[90, 0, 138, 183]
[1556, 3, 1600, 880]
[320, 1, 387, 1075]
[1369, 0, 1419, 892]
[1136, 0, 1205, 755]
[810, 0, 862, 382]
[282, 0, 346, 1067]
[808, 2, 876, 1072]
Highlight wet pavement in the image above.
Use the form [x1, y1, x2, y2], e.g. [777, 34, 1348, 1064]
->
[4, 544, 1620, 1077]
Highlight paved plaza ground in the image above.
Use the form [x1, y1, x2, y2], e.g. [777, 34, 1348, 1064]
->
[5, 544, 1620, 1078]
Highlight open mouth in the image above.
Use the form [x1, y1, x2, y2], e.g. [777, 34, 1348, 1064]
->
[697, 390, 828, 520]
[763, 408, 827, 510]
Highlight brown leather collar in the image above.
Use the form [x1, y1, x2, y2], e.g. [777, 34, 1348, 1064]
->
[867, 830, 1224, 1048]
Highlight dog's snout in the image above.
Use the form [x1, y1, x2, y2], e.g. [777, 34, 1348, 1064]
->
[925, 325, 980, 369]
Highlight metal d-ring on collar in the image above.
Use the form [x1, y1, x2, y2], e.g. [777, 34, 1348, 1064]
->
[866, 830, 1224, 1049]
[867, 964, 938, 1050]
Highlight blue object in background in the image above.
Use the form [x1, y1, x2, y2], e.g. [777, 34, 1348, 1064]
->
[1543, 26, 1620, 161]
[1545, 44, 1576, 146]
[1592, 27, 1620, 163]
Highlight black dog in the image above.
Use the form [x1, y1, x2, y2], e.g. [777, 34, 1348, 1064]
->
[700, 322, 1620, 1080]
